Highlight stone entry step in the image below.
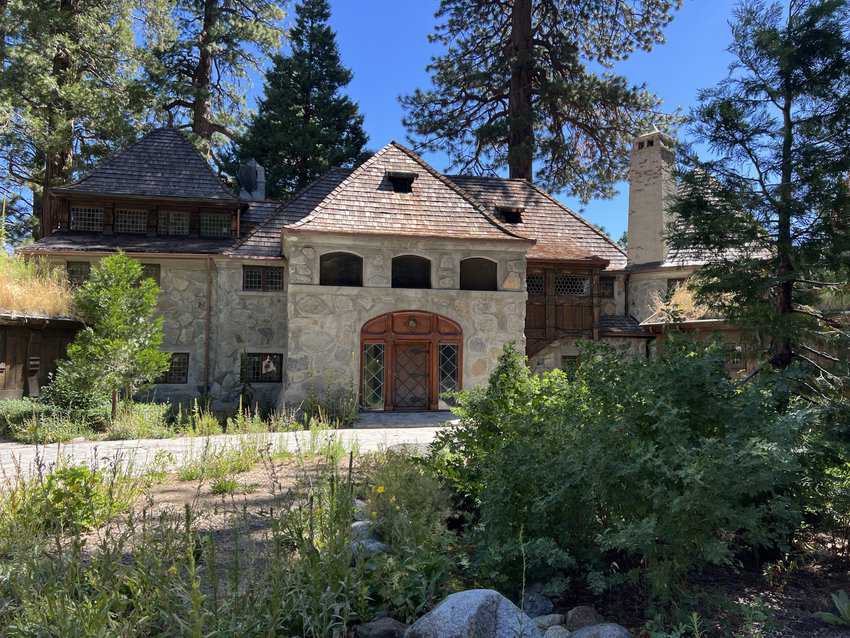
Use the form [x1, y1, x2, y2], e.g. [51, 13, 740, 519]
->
[355, 410, 458, 429]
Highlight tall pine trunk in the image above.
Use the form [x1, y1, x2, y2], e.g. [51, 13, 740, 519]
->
[508, 0, 533, 181]
[771, 83, 795, 370]
[192, 0, 216, 149]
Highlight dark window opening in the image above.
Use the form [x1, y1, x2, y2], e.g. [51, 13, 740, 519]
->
[141, 263, 161, 285]
[496, 206, 523, 224]
[241, 352, 283, 383]
[647, 139, 654, 147]
[392, 255, 431, 289]
[599, 276, 615, 299]
[460, 257, 497, 291]
[387, 171, 416, 193]
[243, 266, 284, 291]
[320, 252, 363, 287]
[157, 352, 189, 384]
[66, 261, 91, 287]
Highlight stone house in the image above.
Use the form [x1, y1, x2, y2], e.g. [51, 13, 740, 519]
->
[22, 127, 718, 411]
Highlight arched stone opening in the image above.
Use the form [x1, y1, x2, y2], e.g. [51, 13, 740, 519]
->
[360, 310, 462, 411]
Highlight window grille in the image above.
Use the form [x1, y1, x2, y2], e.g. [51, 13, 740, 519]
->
[141, 263, 161, 285]
[66, 261, 91, 286]
[200, 213, 231, 238]
[156, 352, 189, 384]
[158, 210, 190, 236]
[242, 266, 283, 291]
[241, 352, 283, 383]
[599, 276, 615, 299]
[438, 343, 459, 397]
[555, 274, 589, 297]
[69, 206, 104, 232]
[114, 208, 149, 234]
[526, 272, 545, 296]
[361, 343, 385, 409]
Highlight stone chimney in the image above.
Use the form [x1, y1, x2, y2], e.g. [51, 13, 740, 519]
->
[238, 159, 266, 201]
[626, 130, 676, 266]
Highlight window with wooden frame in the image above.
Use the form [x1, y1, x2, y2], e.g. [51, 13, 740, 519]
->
[156, 352, 189, 384]
[114, 208, 149, 234]
[240, 352, 283, 383]
[69, 206, 104, 232]
[158, 210, 190, 236]
[599, 276, 616, 299]
[459, 258, 497, 291]
[320, 252, 363, 286]
[391, 255, 431, 289]
[141, 263, 161, 285]
[242, 266, 283, 291]
[199, 212, 231, 238]
[66, 261, 91, 286]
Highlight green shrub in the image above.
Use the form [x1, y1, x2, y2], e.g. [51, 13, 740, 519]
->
[106, 401, 175, 440]
[0, 398, 54, 436]
[190, 399, 222, 435]
[430, 340, 808, 603]
[10, 413, 94, 444]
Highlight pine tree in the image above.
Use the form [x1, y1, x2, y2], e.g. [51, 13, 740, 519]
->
[234, 0, 368, 200]
[140, 0, 285, 163]
[0, 0, 143, 237]
[668, 0, 850, 382]
[400, 0, 681, 201]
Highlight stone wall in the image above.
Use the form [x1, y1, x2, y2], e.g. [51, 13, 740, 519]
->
[600, 273, 627, 316]
[282, 233, 528, 406]
[628, 266, 696, 322]
[530, 335, 646, 373]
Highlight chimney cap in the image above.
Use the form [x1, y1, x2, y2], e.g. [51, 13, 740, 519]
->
[633, 129, 675, 151]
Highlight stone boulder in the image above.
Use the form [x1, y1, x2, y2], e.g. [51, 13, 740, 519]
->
[357, 617, 409, 638]
[534, 614, 565, 630]
[568, 623, 631, 638]
[565, 606, 603, 631]
[543, 627, 572, 638]
[404, 589, 542, 638]
[351, 538, 389, 558]
[522, 591, 555, 618]
[351, 520, 374, 540]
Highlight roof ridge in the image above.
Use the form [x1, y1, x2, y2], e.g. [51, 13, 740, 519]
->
[524, 180, 627, 259]
[389, 142, 532, 243]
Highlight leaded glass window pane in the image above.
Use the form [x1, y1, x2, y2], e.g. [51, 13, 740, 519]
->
[69, 206, 104, 232]
[555, 274, 589, 297]
[158, 210, 190, 236]
[114, 208, 149, 234]
[439, 343, 459, 397]
[526, 272, 544, 295]
[200, 213, 231, 238]
[362, 343, 384, 409]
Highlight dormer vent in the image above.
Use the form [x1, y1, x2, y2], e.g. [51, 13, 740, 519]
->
[496, 206, 524, 224]
[387, 171, 417, 193]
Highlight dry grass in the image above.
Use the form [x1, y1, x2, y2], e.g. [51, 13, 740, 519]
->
[650, 282, 712, 322]
[0, 254, 74, 317]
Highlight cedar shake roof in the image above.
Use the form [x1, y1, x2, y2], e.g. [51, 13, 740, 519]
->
[51, 128, 237, 202]
[284, 143, 530, 243]
[599, 314, 651, 337]
[26, 232, 235, 256]
[448, 176, 627, 269]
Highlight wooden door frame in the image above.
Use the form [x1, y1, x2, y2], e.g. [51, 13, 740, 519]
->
[360, 310, 463, 411]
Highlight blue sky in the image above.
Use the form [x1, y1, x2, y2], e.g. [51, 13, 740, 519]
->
[249, 1, 741, 240]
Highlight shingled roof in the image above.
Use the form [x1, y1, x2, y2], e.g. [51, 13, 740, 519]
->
[448, 176, 627, 269]
[52, 128, 237, 202]
[283, 143, 530, 244]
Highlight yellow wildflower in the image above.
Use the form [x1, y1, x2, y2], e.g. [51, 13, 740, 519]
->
[375, 485, 385, 494]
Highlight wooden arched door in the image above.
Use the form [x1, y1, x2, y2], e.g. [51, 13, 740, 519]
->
[360, 311, 463, 411]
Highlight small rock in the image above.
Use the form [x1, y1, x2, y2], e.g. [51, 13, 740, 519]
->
[351, 538, 389, 558]
[405, 589, 542, 638]
[544, 627, 572, 638]
[351, 520, 374, 540]
[522, 591, 555, 618]
[565, 606, 603, 631]
[357, 617, 408, 638]
[535, 614, 565, 630]
[568, 623, 632, 638]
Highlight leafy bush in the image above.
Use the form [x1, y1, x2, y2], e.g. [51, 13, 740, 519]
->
[9, 413, 94, 444]
[430, 340, 809, 602]
[0, 398, 54, 436]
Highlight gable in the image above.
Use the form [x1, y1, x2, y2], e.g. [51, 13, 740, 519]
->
[284, 143, 528, 243]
